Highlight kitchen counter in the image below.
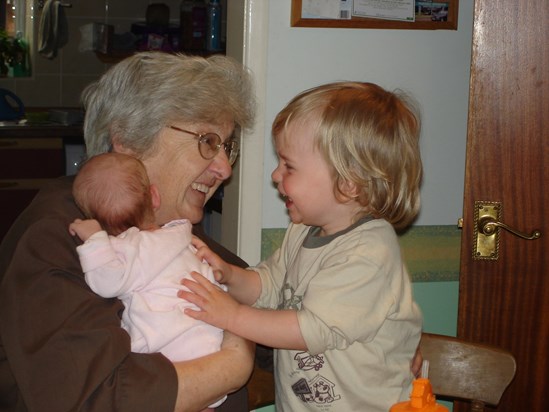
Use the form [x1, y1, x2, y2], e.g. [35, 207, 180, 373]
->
[0, 108, 85, 141]
[0, 118, 85, 241]
[0, 121, 84, 141]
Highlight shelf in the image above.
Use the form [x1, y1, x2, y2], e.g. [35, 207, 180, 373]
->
[95, 49, 226, 64]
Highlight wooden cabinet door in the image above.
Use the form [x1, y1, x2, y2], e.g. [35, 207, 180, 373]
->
[0, 138, 64, 242]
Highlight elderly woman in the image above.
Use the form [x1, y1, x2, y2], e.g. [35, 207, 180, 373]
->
[0, 52, 256, 412]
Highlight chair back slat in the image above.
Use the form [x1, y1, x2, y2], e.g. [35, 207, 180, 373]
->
[420, 333, 516, 409]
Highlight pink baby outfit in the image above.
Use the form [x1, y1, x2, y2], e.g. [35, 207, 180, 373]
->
[76, 219, 226, 408]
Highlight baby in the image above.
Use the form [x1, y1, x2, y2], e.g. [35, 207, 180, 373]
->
[69, 152, 226, 411]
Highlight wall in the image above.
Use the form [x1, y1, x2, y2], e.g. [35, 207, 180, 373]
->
[0, 0, 189, 107]
[252, 2, 473, 409]
[262, 1, 472, 229]
[250, 0, 472, 321]
[261, 0, 474, 310]
[258, 0, 474, 330]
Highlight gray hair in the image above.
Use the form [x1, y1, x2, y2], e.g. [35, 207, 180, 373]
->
[81, 52, 256, 158]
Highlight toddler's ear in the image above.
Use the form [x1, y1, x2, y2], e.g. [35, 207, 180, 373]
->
[150, 184, 161, 210]
[339, 179, 359, 200]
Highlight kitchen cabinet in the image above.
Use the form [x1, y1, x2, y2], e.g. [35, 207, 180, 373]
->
[0, 125, 84, 242]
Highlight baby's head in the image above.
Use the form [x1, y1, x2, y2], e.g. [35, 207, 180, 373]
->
[73, 152, 158, 235]
[272, 82, 422, 230]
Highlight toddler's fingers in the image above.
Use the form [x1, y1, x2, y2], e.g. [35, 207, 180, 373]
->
[213, 269, 225, 283]
[191, 236, 208, 250]
[189, 271, 214, 287]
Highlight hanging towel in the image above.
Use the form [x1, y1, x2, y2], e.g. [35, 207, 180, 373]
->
[38, 0, 69, 59]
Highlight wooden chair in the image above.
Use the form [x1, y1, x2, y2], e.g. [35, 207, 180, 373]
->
[245, 333, 517, 411]
[246, 344, 275, 411]
[420, 333, 517, 411]
[246, 364, 275, 411]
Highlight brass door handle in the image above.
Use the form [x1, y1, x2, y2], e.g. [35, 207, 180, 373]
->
[473, 201, 542, 260]
[478, 216, 541, 240]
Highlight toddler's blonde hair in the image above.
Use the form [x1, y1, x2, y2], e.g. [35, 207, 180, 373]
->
[272, 82, 422, 230]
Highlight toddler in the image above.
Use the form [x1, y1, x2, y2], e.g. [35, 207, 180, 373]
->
[182, 82, 423, 411]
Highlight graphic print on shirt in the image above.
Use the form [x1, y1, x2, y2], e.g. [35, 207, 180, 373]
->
[294, 352, 324, 371]
[291, 373, 342, 406]
[279, 282, 302, 310]
[281, 282, 342, 406]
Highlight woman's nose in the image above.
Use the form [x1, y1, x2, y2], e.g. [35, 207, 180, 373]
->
[210, 151, 233, 180]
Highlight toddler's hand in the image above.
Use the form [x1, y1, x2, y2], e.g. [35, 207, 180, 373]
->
[180, 271, 240, 331]
[191, 236, 233, 284]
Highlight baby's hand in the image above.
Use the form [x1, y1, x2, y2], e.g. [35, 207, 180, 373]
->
[68, 218, 82, 236]
[69, 218, 102, 241]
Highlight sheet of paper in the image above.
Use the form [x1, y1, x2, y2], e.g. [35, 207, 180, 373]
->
[353, 0, 415, 22]
[302, 0, 352, 20]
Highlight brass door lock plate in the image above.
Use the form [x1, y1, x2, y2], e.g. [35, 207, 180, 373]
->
[473, 201, 501, 260]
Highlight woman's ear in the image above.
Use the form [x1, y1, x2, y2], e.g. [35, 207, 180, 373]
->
[111, 140, 135, 156]
[150, 184, 161, 211]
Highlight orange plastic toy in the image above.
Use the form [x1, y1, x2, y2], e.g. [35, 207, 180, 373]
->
[390, 378, 449, 412]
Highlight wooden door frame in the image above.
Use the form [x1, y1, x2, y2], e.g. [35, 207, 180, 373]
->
[223, 0, 268, 265]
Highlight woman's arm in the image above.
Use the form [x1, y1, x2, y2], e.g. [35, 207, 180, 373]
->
[173, 331, 254, 412]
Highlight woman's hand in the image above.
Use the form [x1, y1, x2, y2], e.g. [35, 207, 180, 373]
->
[172, 330, 254, 412]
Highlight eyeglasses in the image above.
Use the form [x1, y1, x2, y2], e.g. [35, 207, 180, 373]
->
[168, 125, 240, 166]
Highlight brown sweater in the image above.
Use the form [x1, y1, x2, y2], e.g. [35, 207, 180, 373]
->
[0, 176, 248, 411]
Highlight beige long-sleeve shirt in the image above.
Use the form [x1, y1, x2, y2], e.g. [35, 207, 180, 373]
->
[254, 217, 422, 412]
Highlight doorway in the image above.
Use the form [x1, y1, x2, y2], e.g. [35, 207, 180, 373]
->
[457, 0, 549, 410]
